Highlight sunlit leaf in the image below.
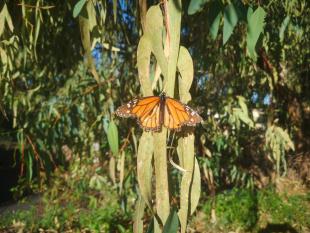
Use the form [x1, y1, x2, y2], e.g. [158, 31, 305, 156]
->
[73, 0, 87, 18]
[137, 133, 153, 208]
[133, 196, 145, 233]
[279, 15, 290, 43]
[177, 46, 193, 102]
[107, 120, 119, 156]
[113, 0, 117, 22]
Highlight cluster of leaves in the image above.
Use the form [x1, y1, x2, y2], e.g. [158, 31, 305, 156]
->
[202, 187, 310, 232]
[0, 155, 132, 232]
[184, 0, 309, 190]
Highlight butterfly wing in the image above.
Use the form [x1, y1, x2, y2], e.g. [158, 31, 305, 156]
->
[164, 97, 203, 131]
[115, 96, 162, 132]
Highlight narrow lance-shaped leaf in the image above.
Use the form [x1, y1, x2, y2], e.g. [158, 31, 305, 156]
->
[247, 6, 266, 59]
[208, 1, 223, 40]
[107, 120, 119, 156]
[163, 208, 179, 233]
[279, 16, 290, 43]
[223, 3, 238, 45]
[133, 196, 145, 233]
[188, 0, 208, 15]
[73, 0, 87, 18]
[137, 133, 153, 208]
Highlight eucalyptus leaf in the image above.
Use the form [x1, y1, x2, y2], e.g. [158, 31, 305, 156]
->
[223, 3, 238, 45]
[163, 208, 179, 233]
[73, 0, 87, 18]
[107, 120, 119, 156]
[247, 6, 266, 59]
[188, 0, 208, 15]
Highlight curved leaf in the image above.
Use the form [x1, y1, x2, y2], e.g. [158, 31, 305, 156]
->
[223, 3, 238, 45]
[107, 120, 119, 156]
[247, 6, 266, 59]
[188, 0, 208, 15]
[163, 208, 179, 233]
[73, 0, 87, 18]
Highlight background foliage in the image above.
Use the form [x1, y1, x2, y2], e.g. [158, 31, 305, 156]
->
[0, 0, 309, 232]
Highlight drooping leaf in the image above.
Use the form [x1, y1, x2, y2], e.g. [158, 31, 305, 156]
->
[163, 208, 179, 233]
[177, 46, 193, 102]
[113, 0, 117, 22]
[210, 12, 222, 40]
[137, 133, 153, 208]
[208, 1, 223, 40]
[133, 196, 145, 233]
[146, 218, 154, 233]
[137, 36, 153, 96]
[145, 6, 168, 79]
[107, 120, 119, 156]
[73, 0, 87, 18]
[247, 6, 266, 59]
[279, 15, 290, 43]
[223, 3, 238, 45]
[86, 1, 97, 31]
[188, 0, 208, 15]
[190, 158, 201, 215]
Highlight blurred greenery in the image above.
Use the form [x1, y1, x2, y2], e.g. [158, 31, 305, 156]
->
[0, 0, 309, 232]
[201, 187, 310, 232]
[1, 155, 132, 232]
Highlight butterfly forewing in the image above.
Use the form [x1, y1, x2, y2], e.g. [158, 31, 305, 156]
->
[116, 96, 162, 132]
[138, 102, 161, 132]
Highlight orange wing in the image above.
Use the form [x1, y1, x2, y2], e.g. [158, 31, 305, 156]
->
[164, 97, 203, 131]
[116, 94, 203, 132]
[115, 96, 162, 132]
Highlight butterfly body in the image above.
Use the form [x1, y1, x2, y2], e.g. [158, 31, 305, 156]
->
[115, 92, 202, 132]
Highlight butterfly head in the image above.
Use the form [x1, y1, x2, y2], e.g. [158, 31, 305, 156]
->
[159, 92, 166, 100]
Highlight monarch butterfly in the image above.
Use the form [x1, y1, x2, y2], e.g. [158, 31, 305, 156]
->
[115, 92, 203, 132]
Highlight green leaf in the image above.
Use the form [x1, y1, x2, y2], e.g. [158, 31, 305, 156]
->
[163, 209, 179, 233]
[208, 1, 223, 40]
[279, 15, 290, 43]
[137, 133, 153, 208]
[133, 196, 145, 233]
[188, 0, 208, 15]
[210, 12, 222, 40]
[107, 120, 119, 156]
[73, 0, 87, 18]
[223, 3, 238, 45]
[177, 46, 193, 102]
[113, 0, 117, 22]
[146, 218, 154, 233]
[247, 6, 266, 59]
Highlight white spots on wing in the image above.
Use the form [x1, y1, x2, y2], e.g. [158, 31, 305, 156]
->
[191, 111, 196, 116]
[126, 110, 130, 113]
[127, 103, 131, 107]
